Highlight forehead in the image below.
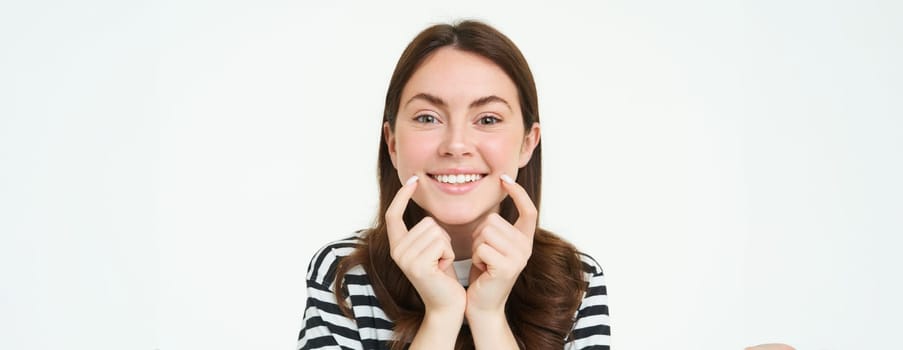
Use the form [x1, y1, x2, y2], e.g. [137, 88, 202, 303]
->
[400, 47, 519, 109]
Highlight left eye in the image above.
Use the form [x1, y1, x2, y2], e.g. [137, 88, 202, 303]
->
[415, 114, 438, 124]
[478, 115, 500, 125]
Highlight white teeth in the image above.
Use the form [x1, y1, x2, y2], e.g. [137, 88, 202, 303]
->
[433, 174, 483, 184]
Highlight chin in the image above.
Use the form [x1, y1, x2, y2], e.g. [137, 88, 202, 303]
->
[411, 190, 504, 227]
[415, 200, 491, 227]
[429, 210, 483, 226]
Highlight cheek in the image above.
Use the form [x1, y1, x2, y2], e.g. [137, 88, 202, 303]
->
[480, 136, 524, 170]
[394, 134, 434, 173]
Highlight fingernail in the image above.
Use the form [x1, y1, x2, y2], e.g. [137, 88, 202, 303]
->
[500, 174, 515, 184]
[405, 175, 419, 186]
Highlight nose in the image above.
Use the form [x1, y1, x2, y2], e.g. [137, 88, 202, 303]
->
[437, 122, 474, 158]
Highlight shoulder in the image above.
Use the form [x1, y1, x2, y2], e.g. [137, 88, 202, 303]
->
[576, 251, 607, 296]
[305, 232, 366, 287]
[568, 251, 611, 347]
[576, 251, 605, 278]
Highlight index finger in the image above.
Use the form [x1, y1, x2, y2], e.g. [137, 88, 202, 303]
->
[385, 175, 419, 242]
[500, 174, 537, 236]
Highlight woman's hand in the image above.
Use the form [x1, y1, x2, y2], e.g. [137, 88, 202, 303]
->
[466, 174, 536, 316]
[464, 174, 535, 349]
[386, 176, 466, 316]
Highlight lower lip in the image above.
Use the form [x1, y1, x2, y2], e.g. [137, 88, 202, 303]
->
[429, 176, 483, 195]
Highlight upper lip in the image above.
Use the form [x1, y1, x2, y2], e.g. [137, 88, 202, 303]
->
[427, 168, 489, 175]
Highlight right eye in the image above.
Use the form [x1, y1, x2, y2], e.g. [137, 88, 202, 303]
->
[414, 114, 438, 124]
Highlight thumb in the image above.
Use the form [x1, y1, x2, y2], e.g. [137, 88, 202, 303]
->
[468, 264, 482, 286]
[437, 243, 455, 273]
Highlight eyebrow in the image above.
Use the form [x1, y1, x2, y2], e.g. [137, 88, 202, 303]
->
[469, 95, 512, 111]
[404, 93, 512, 111]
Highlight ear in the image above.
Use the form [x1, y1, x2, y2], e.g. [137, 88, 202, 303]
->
[384, 121, 399, 168]
[518, 122, 541, 168]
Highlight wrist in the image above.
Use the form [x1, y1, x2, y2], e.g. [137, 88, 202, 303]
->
[465, 308, 507, 329]
[466, 310, 517, 349]
[464, 303, 505, 320]
[424, 306, 465, 325]
[410, 309, 464, 350]
[424, 295, 466, 320]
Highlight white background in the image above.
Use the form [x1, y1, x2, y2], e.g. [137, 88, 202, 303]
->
[1, 1, 901, 349]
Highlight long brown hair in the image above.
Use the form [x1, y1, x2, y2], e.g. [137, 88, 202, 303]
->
[334, 20, 586, 349]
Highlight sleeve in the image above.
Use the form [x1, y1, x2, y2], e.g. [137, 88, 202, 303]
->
[297, 244, 363, 350]
[565, 254, 611, 350]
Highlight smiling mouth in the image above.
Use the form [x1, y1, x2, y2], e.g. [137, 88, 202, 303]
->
[428, 173, 487, 184]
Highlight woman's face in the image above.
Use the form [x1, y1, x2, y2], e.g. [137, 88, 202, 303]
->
[385, 47, 540, 228]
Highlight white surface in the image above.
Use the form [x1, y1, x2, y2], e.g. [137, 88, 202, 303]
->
[1, 1, 901, 349]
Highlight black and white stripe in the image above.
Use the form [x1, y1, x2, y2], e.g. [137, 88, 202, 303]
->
[298, 235, 611, 349]
[565, 253, 611, 349]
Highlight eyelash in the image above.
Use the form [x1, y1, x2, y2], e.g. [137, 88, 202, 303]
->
[413, 114, 501, 125]
[478, 115, 501, 125]
[414, 114, 438, 124]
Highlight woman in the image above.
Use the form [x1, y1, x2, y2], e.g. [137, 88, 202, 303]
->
[298, 20, 610, 349]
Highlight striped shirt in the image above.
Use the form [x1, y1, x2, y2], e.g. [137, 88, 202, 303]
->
[298, 235, 611, 349]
